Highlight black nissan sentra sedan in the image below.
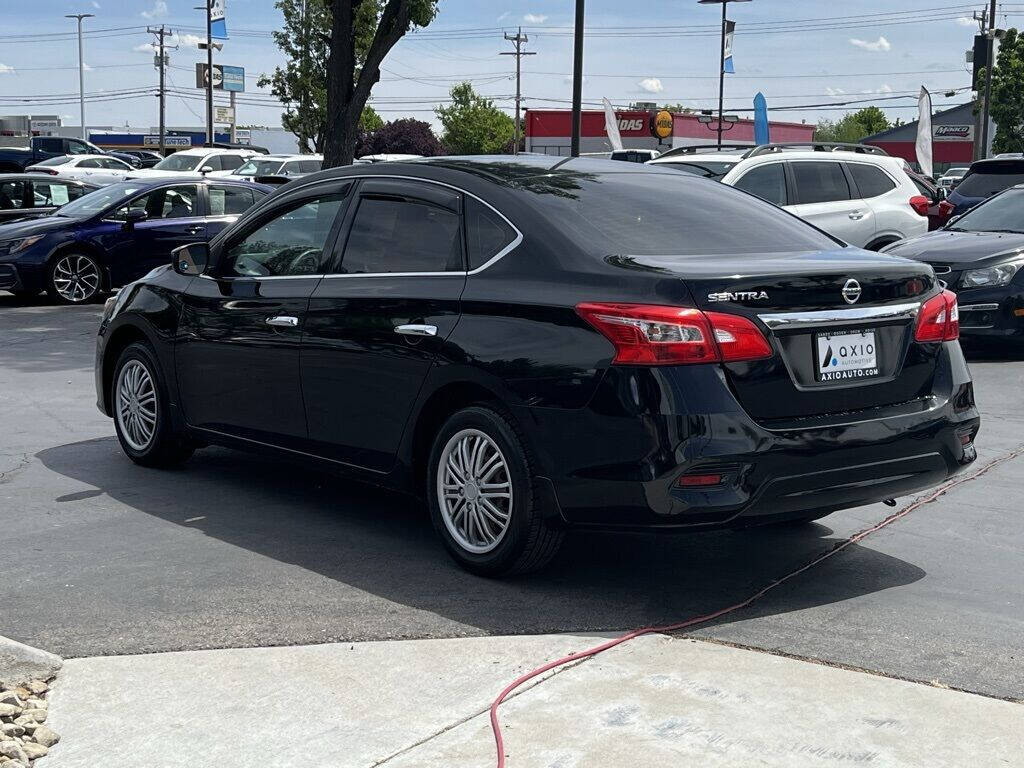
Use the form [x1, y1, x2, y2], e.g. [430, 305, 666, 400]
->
[94, 156, 980, 576]
[884, 184, 1024, 345]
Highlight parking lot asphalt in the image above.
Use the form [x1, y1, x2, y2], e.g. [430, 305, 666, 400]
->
[2, 295, 1022, 701]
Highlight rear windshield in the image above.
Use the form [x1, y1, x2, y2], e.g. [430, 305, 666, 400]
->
[153, 153, 203, 172]
[234, 159, 285, 177]
[956, 162, 1024, 197]
[528, 171, 839, 255]
[35, 156, 73, 167]
[657, 160, 737, 179]
[949, 187, 1024, 233]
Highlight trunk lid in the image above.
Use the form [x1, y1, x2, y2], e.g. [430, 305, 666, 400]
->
[620, 248, 940, 424]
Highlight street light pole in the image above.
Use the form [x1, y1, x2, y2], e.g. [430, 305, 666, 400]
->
[570, 0, 585, 157]
[65, 13, 94, 141]
[206, 1, 214, 145]
[980, 0, 997, 157]
[699, 0, 750, 149]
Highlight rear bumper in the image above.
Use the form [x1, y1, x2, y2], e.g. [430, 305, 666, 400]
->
[515, 342, 980, 529]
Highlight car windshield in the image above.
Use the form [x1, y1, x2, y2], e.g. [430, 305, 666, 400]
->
[945, 168, 967, 177]
[234, 159, 285, 176]
[531, 170, 839, 255]
[152, 153, 203, 172]
[948, 188, 1024, 233]
[658, 161, 737, 180]
[35, 156, 73, 167]
[56, 182, 149, 219]
[955, 162, 1024, 197]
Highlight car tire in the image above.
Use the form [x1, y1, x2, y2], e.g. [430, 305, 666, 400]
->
[111, 342, 194, 468]
[46, 251, 104, 305]
[427, 405, 564, 577]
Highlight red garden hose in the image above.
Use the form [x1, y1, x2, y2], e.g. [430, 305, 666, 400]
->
[489, 446, 1022, 768]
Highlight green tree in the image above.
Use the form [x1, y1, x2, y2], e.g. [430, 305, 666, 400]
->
[435, 82, 516, 154]
[323, 0, 439, 167]
[259, 1, 396, 153]
[984, 28, 1024, 153]
[359, 104, 384, 132]
[814, 107, 891, 143]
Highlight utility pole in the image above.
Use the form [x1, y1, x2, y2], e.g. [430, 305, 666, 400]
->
[980, 0, 998, 157]
[148, 25, 174, 155]
[65, 13, 94, 141]
[501, 27, 535, 155]
[570, 0, 584, 157]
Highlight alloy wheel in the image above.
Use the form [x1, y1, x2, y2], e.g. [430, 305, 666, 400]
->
[52, 254, 100, 303]
[115, 359, 157, 452]
[437, 428, 514, 554]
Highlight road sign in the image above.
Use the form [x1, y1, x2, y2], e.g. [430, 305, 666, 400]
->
[195, 63, 245, 92]
[214, 106, 235, 124]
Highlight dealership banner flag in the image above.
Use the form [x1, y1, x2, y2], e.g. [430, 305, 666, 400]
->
[723, 20, 736, 74]
[916, 86, 933, 178]
[603, 97, 624, 151]
[753, 92, 770, 145]
[210, 0, 228, 39]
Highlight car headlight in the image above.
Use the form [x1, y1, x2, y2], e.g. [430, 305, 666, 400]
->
[961, 258, 1024, 288]
[0, 235, 45, 256]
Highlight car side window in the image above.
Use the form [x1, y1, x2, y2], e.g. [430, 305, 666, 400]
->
[791, 161, 851, 204]
[339, 189, 463, 274]
[31, 181, 76, 207]
[220, 154, 245, 171]
[113, 185, 199, 220]
[282, 162, 304, 176]
[848, 164, 897, 199]
[78, 158, 102, 168]
[0, 181, 26, 209]
[465, 196, 517, 270]
[66, 140, 91, 155]
[209, 185, 256, 216]
[222, 188, 349, 278]
[299, 159, 322, 173]
[733, 163, 788, 206]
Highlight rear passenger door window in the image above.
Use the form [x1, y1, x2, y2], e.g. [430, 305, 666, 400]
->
[0, 180, 26, 210]
[465, 196, 518, 270]
[209, 185, 256, 216]
[220, 154, 245, 171]
[847, 164, 896, 199]
[733, 163, 788, 206]
[338, 181, 463, 274]
[791, 161, 852, 204]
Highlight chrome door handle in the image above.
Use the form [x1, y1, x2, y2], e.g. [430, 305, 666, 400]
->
[266, 315, 299, 328]
[395, 323, 437, 337]
[848, 211, 865, 220]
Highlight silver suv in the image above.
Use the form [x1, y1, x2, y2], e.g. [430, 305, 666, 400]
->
[649, 142, 930, 250]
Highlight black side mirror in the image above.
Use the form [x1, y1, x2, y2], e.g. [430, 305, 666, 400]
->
[933, 187, 947, 203]
[173, 242, 210, 276]
[122, 208, 148, 229]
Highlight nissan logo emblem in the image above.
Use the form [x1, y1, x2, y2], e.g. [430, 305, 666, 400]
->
[842, 279, 862, 304]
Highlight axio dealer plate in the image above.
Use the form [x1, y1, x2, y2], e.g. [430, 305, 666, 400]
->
[816, 329, 879, 382]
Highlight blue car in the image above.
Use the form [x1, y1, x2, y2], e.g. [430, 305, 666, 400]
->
[943, 157, 1024, 218]
[0, 177, 271, 304]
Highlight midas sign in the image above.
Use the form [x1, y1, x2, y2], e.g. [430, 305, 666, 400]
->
[650, 110, 673, 140]
[618, 118, 646, 132]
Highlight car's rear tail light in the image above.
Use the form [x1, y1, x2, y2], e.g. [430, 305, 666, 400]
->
[909, 195, 931, 217]
[575, 303, 772, 365]
[938, 199, 955, 218]
[36, 168, 59, 176]
[914, 290, 959, 342]
[678, 473, 723, 487]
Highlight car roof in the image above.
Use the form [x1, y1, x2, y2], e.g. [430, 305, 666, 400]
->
[114, 176, 273, 191]
[0, 173, 95, 185]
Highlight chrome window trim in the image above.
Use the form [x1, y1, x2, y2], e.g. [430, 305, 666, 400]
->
[210, 173, 523, 281]
[758, 301, 921, 330]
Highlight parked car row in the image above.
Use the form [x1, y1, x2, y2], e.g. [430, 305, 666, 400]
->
[89, 155, 980, 575]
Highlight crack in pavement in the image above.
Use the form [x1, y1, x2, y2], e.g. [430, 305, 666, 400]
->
[0, 453, 31, 484]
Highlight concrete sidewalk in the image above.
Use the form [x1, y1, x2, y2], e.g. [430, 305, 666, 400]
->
[47, 634, 1024, 768]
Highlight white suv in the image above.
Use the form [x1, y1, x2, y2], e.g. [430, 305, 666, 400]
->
[649, 143, 930, 250]
[126, 148, 257, 179]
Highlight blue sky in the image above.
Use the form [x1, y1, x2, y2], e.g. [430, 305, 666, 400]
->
[0, 1, 1017, 132]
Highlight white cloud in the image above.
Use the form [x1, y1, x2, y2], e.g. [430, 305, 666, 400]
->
[638, 77, 664, 93]
[133, 32, 203, 54]
[141, 1, 168, 19]
[849, 36, 891, 52]
[523, 13, 547, 23]
[825, 86, 846, 97]
[497, 11, 511, 22]
[0, 63, 14, 74]
[955, 16, 976, 27]
[877, 83, 893, 93]
[91, 1, 101, 8]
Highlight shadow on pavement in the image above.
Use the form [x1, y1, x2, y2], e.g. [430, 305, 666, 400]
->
[34, 436, 926, 654]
